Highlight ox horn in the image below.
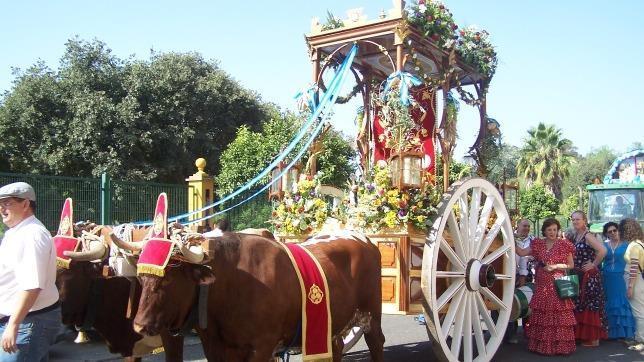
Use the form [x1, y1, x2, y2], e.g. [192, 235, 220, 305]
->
[178, 243, 204, 264]
[64, 239, 108, 262]
[109, 232, 146, 252]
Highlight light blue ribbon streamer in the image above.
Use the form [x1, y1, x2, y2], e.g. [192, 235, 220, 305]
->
[294, 84, 318, 111]
[183, 119, 329, 225]
[134, 44, 359, 225]
[382, 71, 422, 106]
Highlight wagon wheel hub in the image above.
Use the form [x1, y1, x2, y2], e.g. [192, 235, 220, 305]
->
[466, 259, 496, 291]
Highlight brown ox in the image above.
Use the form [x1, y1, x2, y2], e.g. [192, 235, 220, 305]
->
[56, 224, 184, 362]
[131, 231, 384, 361]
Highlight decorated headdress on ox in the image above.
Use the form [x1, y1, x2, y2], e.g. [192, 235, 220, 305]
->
[136, 193, 206, 277]
[54, 198, 108, 268]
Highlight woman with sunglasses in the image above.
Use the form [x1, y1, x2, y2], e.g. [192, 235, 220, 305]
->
[601, 222, 635, 340]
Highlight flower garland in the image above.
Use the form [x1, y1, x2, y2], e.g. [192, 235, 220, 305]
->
[270, 175, 329, 235]
[407, 0, 458, 49]
[456, 25, 498, 83]
[347, 163, 440, 232]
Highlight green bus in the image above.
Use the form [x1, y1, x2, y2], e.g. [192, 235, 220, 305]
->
[587, 150, 644, 233]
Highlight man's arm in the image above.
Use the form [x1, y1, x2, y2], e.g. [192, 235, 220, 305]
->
[1, 289, 41, 353]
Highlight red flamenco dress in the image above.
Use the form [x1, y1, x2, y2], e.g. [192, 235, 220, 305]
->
[525, 238, 576, 355]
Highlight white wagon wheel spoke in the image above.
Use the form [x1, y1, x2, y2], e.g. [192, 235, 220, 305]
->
[447, 210, 468, 261]
[421, 178, 515, 362]
[440, 236, 465, 270]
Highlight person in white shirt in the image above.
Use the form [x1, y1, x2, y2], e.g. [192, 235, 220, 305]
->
[506, 218, 535, 344]
[202, 218, 231, 238]
[0, 182, 60, 361]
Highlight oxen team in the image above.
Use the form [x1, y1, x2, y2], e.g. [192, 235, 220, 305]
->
[56, 222, 385, 361]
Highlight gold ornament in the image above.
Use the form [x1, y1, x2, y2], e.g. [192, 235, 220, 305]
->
[308, 284, 324, 305]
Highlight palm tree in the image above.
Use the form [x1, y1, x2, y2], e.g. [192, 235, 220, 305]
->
[517, 123, 576, 200]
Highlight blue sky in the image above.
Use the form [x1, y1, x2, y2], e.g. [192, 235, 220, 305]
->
[1, 1, 642, 160]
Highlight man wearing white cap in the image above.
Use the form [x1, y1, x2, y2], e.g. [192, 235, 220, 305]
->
[0, 182, 60, 361]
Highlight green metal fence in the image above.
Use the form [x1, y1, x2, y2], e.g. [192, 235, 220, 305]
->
[108, 177, 188, 225]
[0, 172, 101, 232]
[0, 172, 187, 232]
[214, 187, 273, 230]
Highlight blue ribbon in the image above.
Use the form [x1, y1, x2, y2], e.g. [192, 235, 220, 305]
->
[134, 44, 359, 225]
[294, 84, 318, 112]
[382, 71, 422, 106]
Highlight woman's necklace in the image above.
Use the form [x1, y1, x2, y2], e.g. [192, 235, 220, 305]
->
[609, 240, 620, 266]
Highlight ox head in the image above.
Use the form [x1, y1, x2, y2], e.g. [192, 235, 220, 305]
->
[56, 224, 110, 326]
[133, 233, 215, 337]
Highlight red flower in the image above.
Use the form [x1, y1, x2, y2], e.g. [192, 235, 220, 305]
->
[431, 33, 440, 41]
[418, 0, 425, 4]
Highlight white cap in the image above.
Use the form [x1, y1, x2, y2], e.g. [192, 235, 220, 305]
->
[0, 182, 36, 201]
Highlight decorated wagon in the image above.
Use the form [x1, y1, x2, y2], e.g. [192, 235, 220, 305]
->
[270, 1, 517, 361]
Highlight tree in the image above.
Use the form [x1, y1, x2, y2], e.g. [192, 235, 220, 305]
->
[485, 142, 520, 185]
[0, 38, 268, 182]
[519, 185, 559, 222]
[517, 123, 576, 200]
[561, 146, 616, 200]
[216, 113, 357, 197]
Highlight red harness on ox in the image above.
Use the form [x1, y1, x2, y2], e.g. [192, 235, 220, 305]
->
[137, 193, 174, 277]
[282, 243, 332, 361]
[54, 198, 79, 269]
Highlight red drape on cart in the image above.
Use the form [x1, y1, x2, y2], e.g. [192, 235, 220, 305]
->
[372, 86, 436, 174]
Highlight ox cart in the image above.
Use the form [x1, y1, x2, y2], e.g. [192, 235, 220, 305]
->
[273, 2, 515, 361]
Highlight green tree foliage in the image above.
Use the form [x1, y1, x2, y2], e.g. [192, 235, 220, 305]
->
[485, 142, 520, 185]
[436, 158, 472, 192]
[517, 123, 576, 200]
[561, 146, 616, 200]
[519, 185, 559, 222]
[216, 113, 356, 197]
[560, 193, 587, 219]
[0, 38, 268, 182]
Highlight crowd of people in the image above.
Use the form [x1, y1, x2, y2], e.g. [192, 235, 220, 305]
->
[515, 211, 644, 356]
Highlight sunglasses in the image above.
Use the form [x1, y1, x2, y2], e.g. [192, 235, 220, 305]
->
[607, 229, 618, 234]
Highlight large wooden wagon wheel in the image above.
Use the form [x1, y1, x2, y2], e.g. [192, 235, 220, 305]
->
[421, 178, 515, 362]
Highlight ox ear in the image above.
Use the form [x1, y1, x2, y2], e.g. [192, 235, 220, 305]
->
[191, 265, 216, 285]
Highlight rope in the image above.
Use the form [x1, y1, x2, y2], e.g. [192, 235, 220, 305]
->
[134, 44, 359, 225]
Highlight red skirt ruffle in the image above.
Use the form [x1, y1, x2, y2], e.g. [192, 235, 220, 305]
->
[574, 310, 608, 341]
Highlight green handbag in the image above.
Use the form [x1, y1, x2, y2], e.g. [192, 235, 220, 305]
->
[554, 272, 579, 299]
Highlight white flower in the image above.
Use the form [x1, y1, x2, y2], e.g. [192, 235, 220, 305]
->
[418, 4, 427, 12]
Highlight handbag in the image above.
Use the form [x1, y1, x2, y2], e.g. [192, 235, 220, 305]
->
[554, 272, 579, 299]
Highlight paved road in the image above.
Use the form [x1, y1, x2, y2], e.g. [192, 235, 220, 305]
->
[50, 315, 643, 361]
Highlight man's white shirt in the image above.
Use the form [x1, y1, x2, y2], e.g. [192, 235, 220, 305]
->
[516, 234, 534, 276]
[0, 215, 59, 316]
